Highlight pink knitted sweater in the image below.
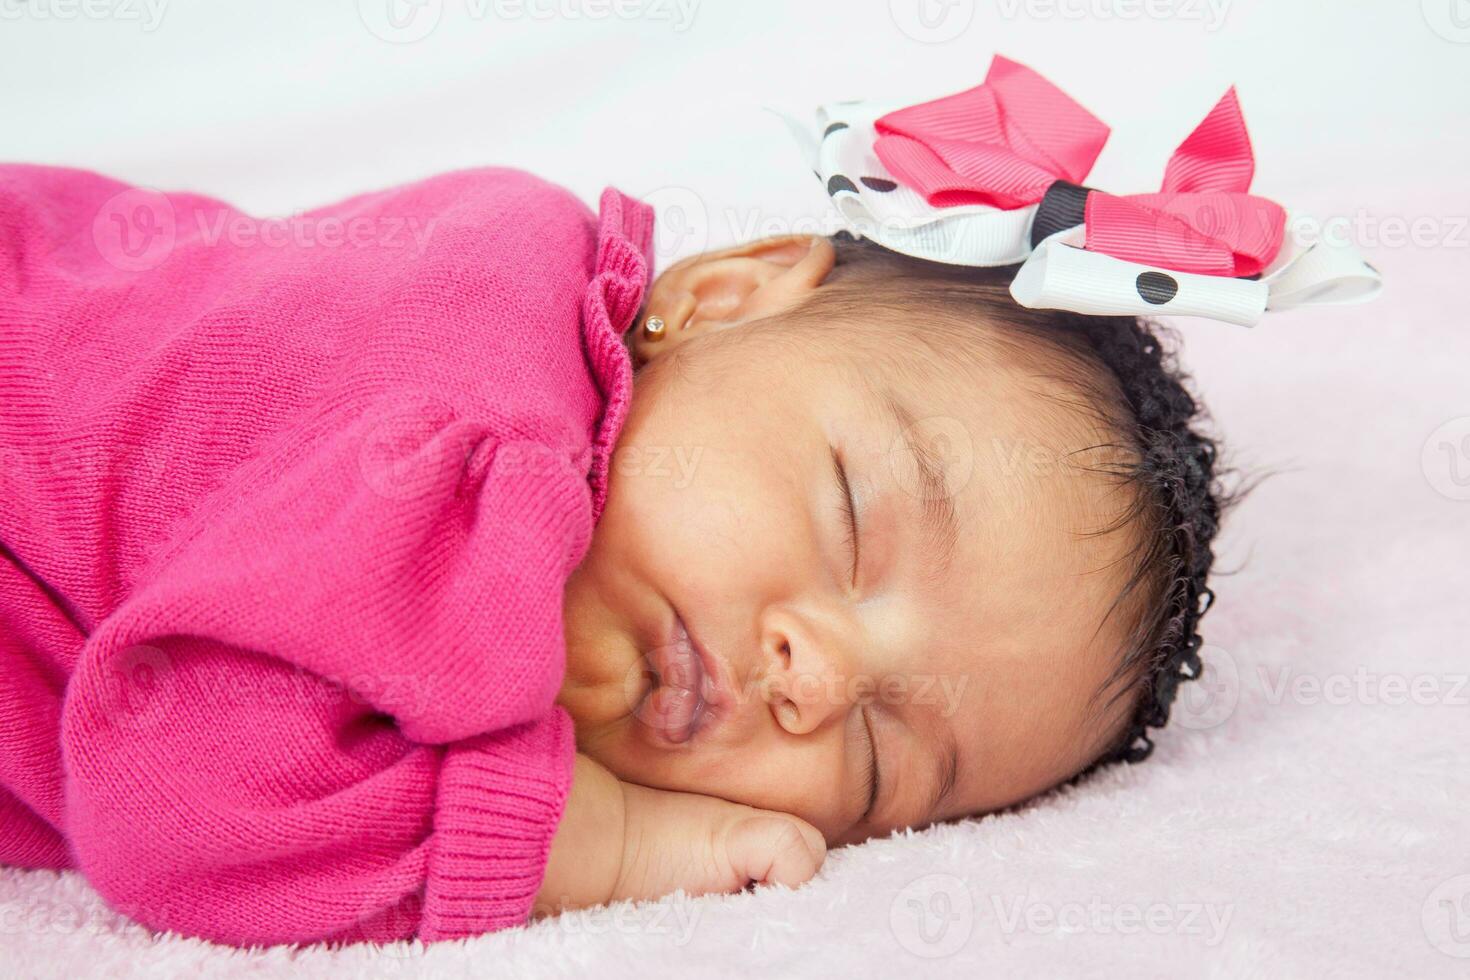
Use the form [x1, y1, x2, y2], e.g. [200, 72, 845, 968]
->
[0, 165, 653, 945]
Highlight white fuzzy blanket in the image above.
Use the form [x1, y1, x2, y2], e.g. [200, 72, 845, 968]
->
[3, 3, 1466, 977]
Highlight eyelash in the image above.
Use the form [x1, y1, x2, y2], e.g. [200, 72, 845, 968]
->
[833, 450, 860, 586]
[832, 449, 877, 818]
[860, 705, 881, 819]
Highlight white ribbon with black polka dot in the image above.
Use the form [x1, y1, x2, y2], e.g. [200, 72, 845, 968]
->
[775, 100, 1382, 328]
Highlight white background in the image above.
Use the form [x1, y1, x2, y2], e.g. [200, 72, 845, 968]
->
[2, 0, 1466, 264]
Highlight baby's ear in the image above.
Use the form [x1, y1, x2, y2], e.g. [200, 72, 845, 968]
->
[629, 236, 835, 364]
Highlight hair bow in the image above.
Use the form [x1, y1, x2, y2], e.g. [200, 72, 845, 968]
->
[779, 55, 1381, 327]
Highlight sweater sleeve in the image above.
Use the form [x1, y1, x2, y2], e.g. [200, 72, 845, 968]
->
[60, 396, 591, 945]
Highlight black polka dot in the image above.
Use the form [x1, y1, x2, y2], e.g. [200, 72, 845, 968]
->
[859, 177, 898, 192]
[827, 175, 859, 197]
[1135, 271, 1179, 305]
[823, 122, 849, 139]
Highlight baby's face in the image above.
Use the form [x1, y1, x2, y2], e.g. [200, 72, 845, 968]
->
[560, 314, 1136, 844]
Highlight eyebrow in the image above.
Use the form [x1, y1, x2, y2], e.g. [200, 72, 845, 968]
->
[880, 390, 960, 579]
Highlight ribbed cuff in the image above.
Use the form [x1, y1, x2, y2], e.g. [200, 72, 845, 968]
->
[420, 707, 576, 940]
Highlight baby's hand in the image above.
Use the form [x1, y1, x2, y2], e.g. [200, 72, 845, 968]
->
[612, 772, 828, 903]
[536, 755, 826, 915]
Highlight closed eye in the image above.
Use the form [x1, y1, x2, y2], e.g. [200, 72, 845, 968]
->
[831, 448, 860, 587]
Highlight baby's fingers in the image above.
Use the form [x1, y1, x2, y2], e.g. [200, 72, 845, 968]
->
[723, 815, 827, 889]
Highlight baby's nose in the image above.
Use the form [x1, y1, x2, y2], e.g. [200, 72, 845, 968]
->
[757, 612, 868, 737]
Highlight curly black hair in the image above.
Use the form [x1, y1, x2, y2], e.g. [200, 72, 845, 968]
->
[790, 233, 1241, 768]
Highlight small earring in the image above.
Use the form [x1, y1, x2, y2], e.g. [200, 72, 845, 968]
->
[642, 315, 666, 341]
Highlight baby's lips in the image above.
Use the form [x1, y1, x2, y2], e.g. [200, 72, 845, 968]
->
[646, 631, 708, 693]
[653, 639, 702, 691]
[619, 638, 696, 703]
[643, 685, 701, 744]
[623, 638, 707, 744]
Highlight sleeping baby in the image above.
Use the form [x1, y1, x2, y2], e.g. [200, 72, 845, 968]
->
[0, 57, 1379, 945]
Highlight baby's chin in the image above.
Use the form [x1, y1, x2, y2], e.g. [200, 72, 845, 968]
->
[559, 671, 737, 808]
[567, 717, 692, 800]
[563, 679, 703, 782]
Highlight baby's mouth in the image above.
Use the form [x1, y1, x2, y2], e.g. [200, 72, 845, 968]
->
[636, 615, 710, 745]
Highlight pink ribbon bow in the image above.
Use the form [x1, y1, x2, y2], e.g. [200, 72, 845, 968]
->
[872, 56, 1287, 278]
